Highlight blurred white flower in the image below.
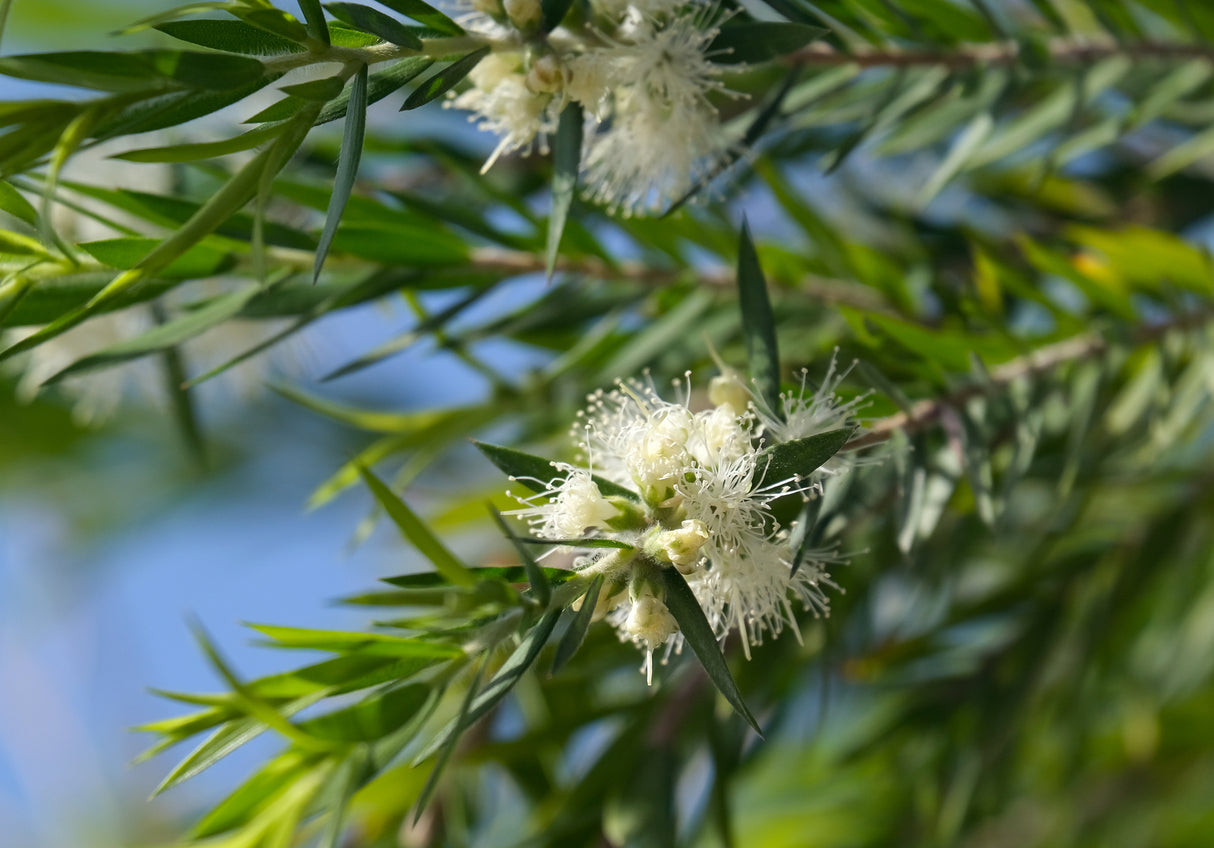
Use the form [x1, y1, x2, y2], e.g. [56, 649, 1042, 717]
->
[448, 1, 733, 214]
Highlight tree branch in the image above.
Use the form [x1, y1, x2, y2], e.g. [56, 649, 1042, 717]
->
[790, 37, 1214, 71]
[847, 307, 1214, 450]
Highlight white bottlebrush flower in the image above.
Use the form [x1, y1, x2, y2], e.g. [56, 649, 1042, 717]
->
[445, 52, 560, 174]
[506, 365, 864, 677]
[507, 464, 619, 539]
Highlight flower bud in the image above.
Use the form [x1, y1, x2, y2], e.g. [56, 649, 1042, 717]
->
[709, 369, 751, 413]
[622, 595, 678, 651]
[653, 519, 709, 572]
[526, 55, 563, 94]
[504, 0, 543, 30]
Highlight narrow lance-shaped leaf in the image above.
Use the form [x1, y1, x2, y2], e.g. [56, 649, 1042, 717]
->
[315, 63, 368, 282]
[0, 104, 322, 365]
[737, 220, 781, 417]
[412, 607, 562, 764]
[709, 21, 828, 64]
[402, 47, 490, 111]
[755, 429, 853, 486]
[298, 0, 332, 45]
[546, 101, 582, 280]
[357, 466, 477, 587]
[551, 575, 604, 673]
[324, 3, 424, 48]
[413, 655, 487, 821]
[473, 440, 640, 502]
[155, 19, 307, 55]
[374, 0, 463, 34]
[658, 568, 762, 735]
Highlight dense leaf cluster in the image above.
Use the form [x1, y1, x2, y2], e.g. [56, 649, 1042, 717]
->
[4, 0, 1214, 846]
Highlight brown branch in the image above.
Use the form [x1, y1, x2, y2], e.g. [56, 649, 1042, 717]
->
[846, 307, 1214, 451]
[789, 38, 1214, 71]
[468, 246, 897, 315]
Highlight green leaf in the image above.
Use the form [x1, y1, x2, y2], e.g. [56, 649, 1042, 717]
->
[755, 429, 853, 486]
[191, 751, 309, 838]
[155, 19, 307, 55]
[300, 683, 431, 742]
[0, 179, 36, 226]
[521, 538, 635, 549]
[551, 575, 603, 673]
[77, 236, 234, 278]
[0, 50, 268, 92]
[0, 229, 53, 257]
[357, 466, 478, 587]
[249, 624, 465, 658]
[546, 101, 582, 280]
[709, 22, 827, 64]
[917, 110, 994, 205]
[247, 55, 432, 124]
[42, 285, 263, 383]
[232, 8, 311, 43]
[318, 750, 368, 848]
[413, 655, 487, 820]
[298, 0, 332, 45]
[327, 222, 468, 265]
[279, 75, 347, 102]
[315, 63, 368, 282]
[473, 440, 640, 502]
[413, 608, 562, 764]
[540, 0, 575, 31]
[402, 47, 490, 110]
[489, 507, 551, 608]
[114, 122, 286, 162]
[658, 568, 761, 735]
[737, 220, 781, 416]
[373, 0, 464, 35]
[324, 2, 424, 48]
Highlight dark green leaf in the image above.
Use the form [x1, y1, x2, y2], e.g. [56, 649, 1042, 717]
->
[709, 22, 827, 64]
[0, 179, 37, 226]
[546, 101, 582, 280]
[358, 466, 477, 587]
[551, 575, 603, 673]
[402, 47, 489, 110]
[658, 568, 761, 735]
[324, 2, 424, 48]
[155, 19, 307, 55]
[114, 122, 286, 162]
[315, 63, 368, 282]
[78, 236, 234, 278]
[280, 75, 348, 101]
[473, 440, 640, 502]
[298, 0, 332, 45]
[541, 0, 575, 31]
[373, 0, 463, 34]
[520, 538, 635, 549]
[737, 220, 781, 416]
[755, 429, 852, 487]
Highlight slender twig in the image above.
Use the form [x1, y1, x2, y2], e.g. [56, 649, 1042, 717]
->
[790, 38, 1214, 70]
[846, 307, 1214, 450]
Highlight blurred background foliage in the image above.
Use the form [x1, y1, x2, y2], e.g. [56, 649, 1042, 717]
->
[4, 0, 1214, 847]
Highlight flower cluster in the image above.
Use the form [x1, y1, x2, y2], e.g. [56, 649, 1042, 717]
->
[508, 363, 867, 681]
[446, 0, 733, 215]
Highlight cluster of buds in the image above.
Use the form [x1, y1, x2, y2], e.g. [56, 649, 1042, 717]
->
[508, 360, 868, 681]
[446, 0, 733, 215]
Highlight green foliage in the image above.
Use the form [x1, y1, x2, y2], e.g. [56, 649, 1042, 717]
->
[5, 0, 1214, 846]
